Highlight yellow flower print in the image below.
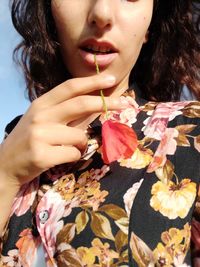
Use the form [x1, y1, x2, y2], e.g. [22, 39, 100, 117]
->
[154, 224, 191, 266]
[76, 239, 119, 266]
[162, 224, 191, 252]
[91, 238, 119, 265]
[76, 247, 96, 266]
[119, 146, 153, 169]
[150, 179, 196, 219]
[130, 223, 191, 267]
[161, 228, 185, 248]
[53, 174, 76, 200]
[53, 172, 109, 211]
[80, 186, 108, 211]
[153, 243, 173, 266]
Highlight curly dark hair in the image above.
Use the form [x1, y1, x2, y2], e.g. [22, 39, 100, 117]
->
[11, 0, 200, 102]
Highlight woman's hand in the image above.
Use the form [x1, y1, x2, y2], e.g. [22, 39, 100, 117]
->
[0, 74, 125, 187]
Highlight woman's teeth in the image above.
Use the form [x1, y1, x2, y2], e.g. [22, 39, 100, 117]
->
[85, 45, 112, 54]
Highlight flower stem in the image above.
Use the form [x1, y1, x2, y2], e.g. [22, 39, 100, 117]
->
[94, 54, 108, 119]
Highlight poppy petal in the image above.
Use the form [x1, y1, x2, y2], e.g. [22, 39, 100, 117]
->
[102, 120, 138, 164]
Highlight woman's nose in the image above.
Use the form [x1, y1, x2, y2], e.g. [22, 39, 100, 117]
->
[88, 0, 114, 30]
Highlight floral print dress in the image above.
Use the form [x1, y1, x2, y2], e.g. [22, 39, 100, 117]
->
[1, 91, 200, 267]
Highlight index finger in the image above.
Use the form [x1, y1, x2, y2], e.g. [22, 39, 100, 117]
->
[35, 74, 116, 108]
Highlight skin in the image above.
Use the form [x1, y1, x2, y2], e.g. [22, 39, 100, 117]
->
[52, 0, 153, 95]
[0, 0, 153, 233]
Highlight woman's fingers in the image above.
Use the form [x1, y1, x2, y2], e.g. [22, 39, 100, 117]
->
[32, 144, 83, 170]
[36, 95, 126, 124]
[35, 74, 116, 108]
[48, 145, 82, 166]
[0, 74, 124, 187]
[31, 124, 88, 150]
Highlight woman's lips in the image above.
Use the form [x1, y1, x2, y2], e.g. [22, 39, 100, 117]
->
[79, 49, 118, 68]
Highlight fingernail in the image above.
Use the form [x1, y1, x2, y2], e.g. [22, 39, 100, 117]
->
[104, 75, 116, 84]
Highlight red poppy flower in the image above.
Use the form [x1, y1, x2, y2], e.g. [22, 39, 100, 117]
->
[102, 120, 138, 164]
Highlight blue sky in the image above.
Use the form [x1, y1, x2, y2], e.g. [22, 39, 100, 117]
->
[0, 0, 30, 141]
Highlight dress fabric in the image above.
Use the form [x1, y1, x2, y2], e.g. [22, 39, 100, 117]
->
[1, 92, 200, 267]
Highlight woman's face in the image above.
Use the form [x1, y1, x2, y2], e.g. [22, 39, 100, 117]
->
[51, 0, 154, 92]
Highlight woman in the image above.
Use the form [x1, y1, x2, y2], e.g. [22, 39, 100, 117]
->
[0, 0, 200, 266]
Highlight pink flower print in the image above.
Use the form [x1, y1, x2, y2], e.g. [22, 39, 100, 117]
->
[123, 179, 144, 217]
[119, 108, 138, 127]
[99, 95, 139, 127]
[10, 178, 39, 217]
[63, 197, 80, 217]
[80, 188, 108, 211]
[160, 128, 179, 155]
[36, 190, 66, 263]
[143, 102, 188, 140]
[1, 249, 21, 267]
[90, 165, 110, 181]
[148, 128, 179, 172]
[143, 116, 169, 140]
[16, 228, 41, 267]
